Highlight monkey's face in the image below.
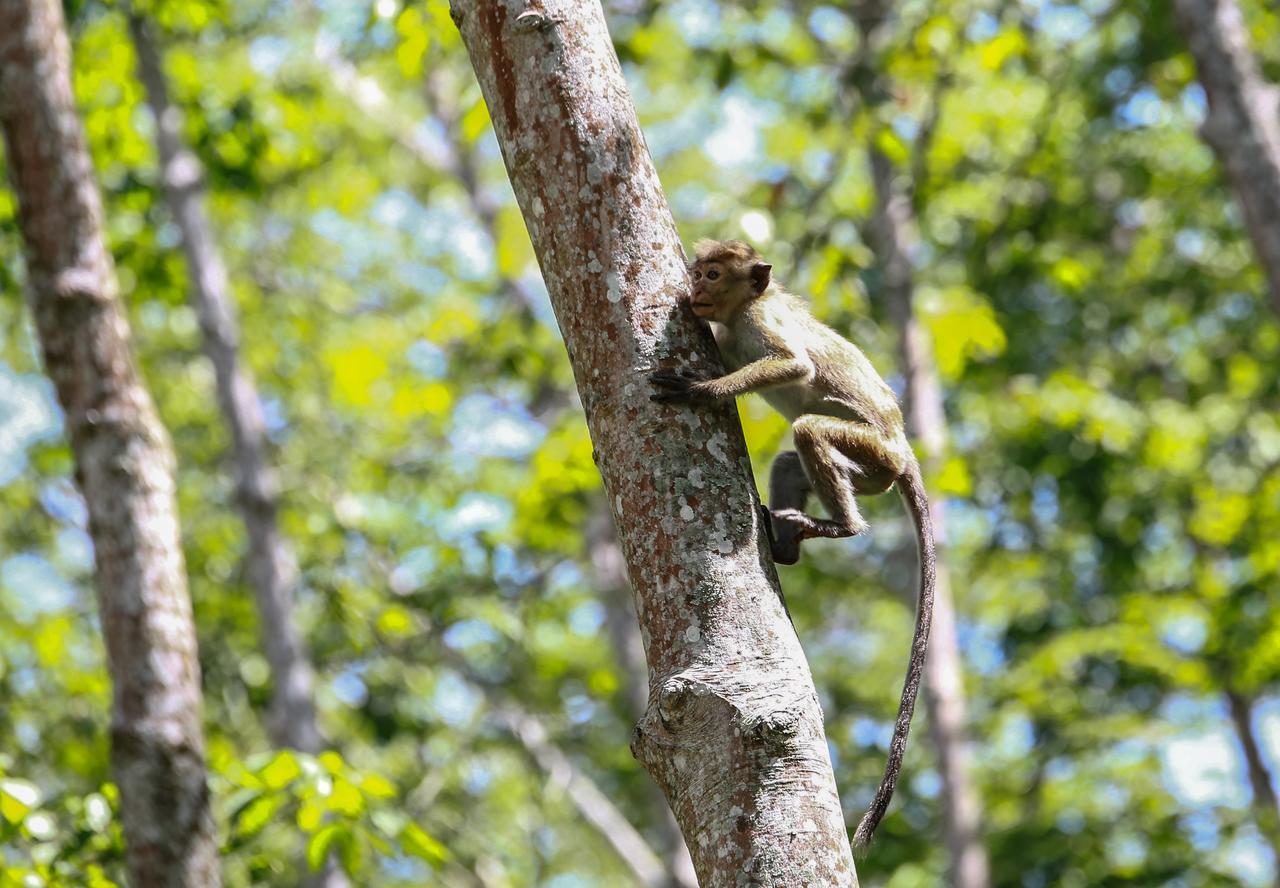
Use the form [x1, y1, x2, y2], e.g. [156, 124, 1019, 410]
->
[688, 260, 750, 322]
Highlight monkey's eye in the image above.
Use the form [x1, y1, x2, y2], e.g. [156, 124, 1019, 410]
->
[692, 269, 702, 280]
[706, 269, 720, 281]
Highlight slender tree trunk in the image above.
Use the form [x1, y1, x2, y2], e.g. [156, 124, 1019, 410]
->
[125, 16, 349, 886]
[1172, 0, 1280, 314]
[589, 507, 699, 888]
[452, 2, 858, 883]
[126, 4, 323, 766]
[870, 150, 991, 888]
[1227, 690, 1280, 885]
[0, 2, 219, 885]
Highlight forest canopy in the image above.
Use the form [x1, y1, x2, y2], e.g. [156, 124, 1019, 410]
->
[3, 0, 1280, 885]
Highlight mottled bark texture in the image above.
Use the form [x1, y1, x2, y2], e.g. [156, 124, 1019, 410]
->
[871, 150, 991, 888]
[589, 507, 699, 888]
[0, 2, 220, 885]
[452, 2, 858, 884]
[1173, 0, 1280, 314]
[126, 8, 325, 761]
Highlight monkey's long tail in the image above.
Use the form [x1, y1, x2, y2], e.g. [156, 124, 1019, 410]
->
[852, 457, 936, 852]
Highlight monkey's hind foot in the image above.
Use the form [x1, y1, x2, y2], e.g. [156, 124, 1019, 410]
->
[768, 509, 808, 565]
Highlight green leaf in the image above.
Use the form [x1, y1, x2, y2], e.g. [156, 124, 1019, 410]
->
[258, 751, 302, 790]
[401, 823, 449, 865]
[307, 824, 344, 871]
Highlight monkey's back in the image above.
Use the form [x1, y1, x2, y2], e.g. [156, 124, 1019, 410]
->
[718, 290, 905, 436]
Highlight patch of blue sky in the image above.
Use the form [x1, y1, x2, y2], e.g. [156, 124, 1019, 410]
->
[1161, 725, 1247, 808]
[407, 339, 447, 378]
[568, 601, 604, 636]
[1253, 697, 1280, 776]
[247, 35, 290, 77]
[259, 396, 290, 438]
[435, 670, 482, 729]
[808, 6, 854, 48]
[366, 190, 490, 277]
[441, 493, 513, 541]
[911, 768, 942, 799]
[704, 92, 774, 171]
[957, 620, 1005, 676]
[443, 619, 501, 650]
[1033, 1, 1094, 44]
[1160, 612, 1207, 655]
[393, 260, 448, 297]
[891, 114, 919, 143]
[492, 544, 540, 587]
[544, 874, 593, 888]
[967, 12, 1000, 42]
[0, 368, 59, 487]
[1, 554, 75, 620]
[1182, 83, 1207, 121]
[851, 716, 894, 749]
[449, 393, 545, 460]
[308, 207, 393, 277]
[644, 103, 716, 162]
[563, 692, 595, 724]
[332, 664, 369, 707]
[667, 0, 720, 49]
[55, 528, 93, 573]
[1115, 86, 1167, 130]
[545, 560, 584, 596]
[389, 546, 437, 595]
[39, 480, 86, 527]
[991, 711, 1035, 759]
[783, 68, 836, 115]
[1221, 828, 1275, 887]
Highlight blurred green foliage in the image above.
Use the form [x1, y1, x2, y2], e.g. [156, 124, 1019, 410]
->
[3, 0, 1280, 884]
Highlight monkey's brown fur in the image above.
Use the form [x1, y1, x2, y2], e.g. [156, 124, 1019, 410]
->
[650, 239, 935, 851]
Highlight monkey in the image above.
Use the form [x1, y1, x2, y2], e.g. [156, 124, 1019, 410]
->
[649, 239, 935, 851]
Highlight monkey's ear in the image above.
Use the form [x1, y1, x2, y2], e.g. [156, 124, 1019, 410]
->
[750, 263, 772, 294]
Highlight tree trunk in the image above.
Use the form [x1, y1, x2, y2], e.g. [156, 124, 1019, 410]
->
[870, 150, 991, 888]
[589, 506, 699, 888]
[1172, 0, 1280, 314]
[0, 2, 220, 885]
[126, 5, 325, 766]
[452, 2, 858, 883]
[125, 15, 348, 887]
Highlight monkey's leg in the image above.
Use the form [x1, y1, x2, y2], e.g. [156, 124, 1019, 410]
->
[768, 450, 811, 565]
[785, 415, 905, 546]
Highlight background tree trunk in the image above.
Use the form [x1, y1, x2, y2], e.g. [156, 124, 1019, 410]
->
[125, 15, 348, 887]
[452, 1, 858, 883]
[0, 2, 220, 885]
[1173, 0, 1280, 314]
[126, 7, 325, 762]
[870, 150, 991, 888]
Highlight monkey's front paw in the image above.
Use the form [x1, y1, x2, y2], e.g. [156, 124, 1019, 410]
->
[649, 368, 713, 404]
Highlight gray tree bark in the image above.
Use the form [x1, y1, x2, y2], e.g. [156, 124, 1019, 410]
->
[1173, 0, 1280, 314]
[0, 1, 220, 885]
[125, 4, 324, 767]
[589, 507, 699, 888]
[452, 1, 858, 883]
[125, 16, 348, 887]
[870, 150, 991, 888]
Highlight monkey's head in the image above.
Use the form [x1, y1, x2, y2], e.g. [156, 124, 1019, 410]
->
[687, 239, 772, 322]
